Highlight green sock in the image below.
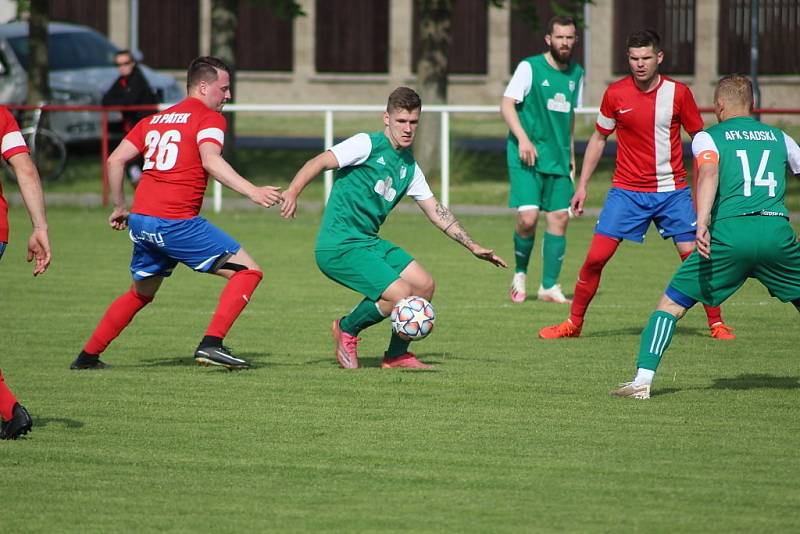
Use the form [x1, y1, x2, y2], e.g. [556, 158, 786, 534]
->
[637, 311, 677, 371]
[340, 298, 386, 336]
[513, 231, 535, 274]
[541, 232, 566, 289]
[386, 332, 411, 358]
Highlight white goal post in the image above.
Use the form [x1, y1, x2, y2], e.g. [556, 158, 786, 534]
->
[207, 104, 600, 212]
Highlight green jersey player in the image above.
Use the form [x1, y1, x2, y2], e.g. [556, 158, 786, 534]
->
[281, 87, 507, 369]
[502, 15, 584, 305]
[611, 74, 800, 400]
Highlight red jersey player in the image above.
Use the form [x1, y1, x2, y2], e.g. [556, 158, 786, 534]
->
[539, 30, 735, 340]
[71, 56, 282, 371]
[0, 105, 51, 439]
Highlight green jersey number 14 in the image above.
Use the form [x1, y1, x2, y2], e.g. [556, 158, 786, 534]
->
[736, 149, 777, 197]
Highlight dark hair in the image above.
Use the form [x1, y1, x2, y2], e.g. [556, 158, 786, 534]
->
[626, 29, 661, 51]
[547, 15, 576, 35]
[186, 56, 230, 92]
[115, 49, 134, 62]
[715, 74, 754, 110]
[387, 86, 421, 112]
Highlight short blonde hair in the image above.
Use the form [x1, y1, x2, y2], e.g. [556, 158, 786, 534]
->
[715, 74, 753, 110]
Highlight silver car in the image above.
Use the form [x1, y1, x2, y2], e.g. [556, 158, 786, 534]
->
[0, 21, 183, 143]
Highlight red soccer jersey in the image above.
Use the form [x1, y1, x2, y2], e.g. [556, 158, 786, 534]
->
[0, 106, 29, 242]
[595, 75, 703, 192]
[128, 97, 226, 218]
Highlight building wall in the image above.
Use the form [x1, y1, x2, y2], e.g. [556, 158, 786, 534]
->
[7, 0, 796, 111]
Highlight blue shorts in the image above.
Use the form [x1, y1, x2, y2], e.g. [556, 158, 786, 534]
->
[128, 214, 241, 280]
[595, 187, 697, 243]
[0, 242, 5, 261]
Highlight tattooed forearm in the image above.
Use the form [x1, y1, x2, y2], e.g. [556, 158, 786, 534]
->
[432, 202, 475, 248]
[449, 224, 475, 248]
[435, 202, 456, 227]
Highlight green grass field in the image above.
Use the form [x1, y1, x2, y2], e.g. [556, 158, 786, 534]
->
[2, 206, 799, 532]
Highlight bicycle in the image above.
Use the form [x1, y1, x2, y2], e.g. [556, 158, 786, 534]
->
[2, 105, 68, 182]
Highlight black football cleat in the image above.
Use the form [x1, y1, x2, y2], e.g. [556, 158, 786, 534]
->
[1, 403, 33, 440]
[194, 345, 249, 370]
[70, 352, 108, 370]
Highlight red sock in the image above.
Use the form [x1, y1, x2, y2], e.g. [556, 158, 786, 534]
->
[678, 249, 723, 326]
[205, 269, 263, 338]
[569, 234, 620, 327]
[84, 288, 153, 355]
[0, 369, 18, 421]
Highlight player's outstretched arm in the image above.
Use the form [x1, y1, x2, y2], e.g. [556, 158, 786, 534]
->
[694, 161, 719, 259]
[107, 139, 139, 230]
[8, 152, 51, 275]
[416, 197, 507, 268]
[199, 143, 282, 209]
[281, 150, 339, 219]
[571, 130, 607, 216]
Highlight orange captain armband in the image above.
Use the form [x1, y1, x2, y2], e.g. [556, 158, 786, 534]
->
[695, 150, 719, 166]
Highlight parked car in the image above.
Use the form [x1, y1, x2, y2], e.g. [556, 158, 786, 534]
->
[0, 21, 183, 143]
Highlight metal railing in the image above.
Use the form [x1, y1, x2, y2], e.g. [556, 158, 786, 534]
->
[210, 104, 601, 212]
[8, 103, 800, 212]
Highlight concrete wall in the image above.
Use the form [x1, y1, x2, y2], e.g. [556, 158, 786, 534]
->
[3, 0, 795, 111]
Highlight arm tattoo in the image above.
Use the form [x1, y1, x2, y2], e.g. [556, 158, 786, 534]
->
[435, 203, 474, 248]
[435, 202, 456, 226]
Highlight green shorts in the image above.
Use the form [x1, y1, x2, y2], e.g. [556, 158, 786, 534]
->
[315, 240, 414, 301]
[669, 216, 800, 306]
[507, 160, 573, 211]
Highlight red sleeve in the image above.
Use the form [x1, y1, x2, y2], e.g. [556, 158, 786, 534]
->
[196, 111, 226, 149]
[124, 118, 146, 152]
[679, 86, 704, 135]
[0, 107, 28, 161]
[595, 88, 616, 136]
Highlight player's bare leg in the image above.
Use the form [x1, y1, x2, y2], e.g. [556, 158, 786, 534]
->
[195, 247, 262, 370]
[537, 209, 571, 303]
[380, 262, 434, 369]
[674, 240, 735, 340]
[71, 276, 163, 370]
[510, 207, 538, 303]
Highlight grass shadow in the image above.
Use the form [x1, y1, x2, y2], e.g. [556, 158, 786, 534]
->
[137, 351, 273, 370]
[710, 374, 800, 390]
[34, 417, 85, 430]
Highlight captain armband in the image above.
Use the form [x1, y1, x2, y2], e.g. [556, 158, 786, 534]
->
[695, 150, 719, 167]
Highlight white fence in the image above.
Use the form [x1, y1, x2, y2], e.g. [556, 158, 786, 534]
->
[210, 104, 600, 212]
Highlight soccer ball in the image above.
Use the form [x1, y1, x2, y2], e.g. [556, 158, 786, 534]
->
[391, 296, 436, 341]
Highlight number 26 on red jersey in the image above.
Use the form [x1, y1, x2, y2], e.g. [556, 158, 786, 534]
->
[143, 129, 181, 171]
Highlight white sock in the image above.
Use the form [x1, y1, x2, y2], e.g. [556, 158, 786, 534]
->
[634, 368, 655, 386]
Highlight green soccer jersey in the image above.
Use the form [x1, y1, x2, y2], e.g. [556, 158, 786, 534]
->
[316, 131, 422, 250]
[698, 116, 794, 221]
[505, 54, 584, 177]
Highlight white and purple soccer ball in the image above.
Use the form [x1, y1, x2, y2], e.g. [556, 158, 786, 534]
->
[391, 296, 436, 341]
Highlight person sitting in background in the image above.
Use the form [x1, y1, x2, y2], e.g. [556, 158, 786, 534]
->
[102, 50, 158, 187]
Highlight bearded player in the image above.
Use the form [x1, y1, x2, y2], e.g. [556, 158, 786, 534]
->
[503, 15, 584, 305]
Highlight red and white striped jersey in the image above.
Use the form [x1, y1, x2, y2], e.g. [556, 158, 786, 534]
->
[596, 75, 703, 192]
[128, 97, 226, 219]
[1, 106, 29, 242]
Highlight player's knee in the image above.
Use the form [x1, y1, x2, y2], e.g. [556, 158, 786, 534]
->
[415, 276, 435, 301]
[516, 214, 538, 234]
[383, 279, 414, 304]
[547, 210, 569, 230]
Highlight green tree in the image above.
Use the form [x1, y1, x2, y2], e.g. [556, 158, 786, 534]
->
[14, 0, 50, 106]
